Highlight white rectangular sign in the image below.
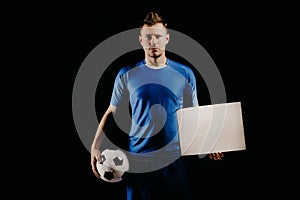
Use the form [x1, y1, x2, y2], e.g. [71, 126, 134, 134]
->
[177, 102, 246, 156]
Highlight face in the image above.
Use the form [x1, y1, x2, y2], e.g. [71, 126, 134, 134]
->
[139, 23, 169, 58]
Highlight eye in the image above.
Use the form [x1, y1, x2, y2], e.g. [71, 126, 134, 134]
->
[146, 35, 152, 40]
[154, 35, 162, 39]
[144, 34, 163, 41]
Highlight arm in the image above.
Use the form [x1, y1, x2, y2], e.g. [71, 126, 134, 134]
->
[90, 104, 117, 179]
[185, 68, 224, 161]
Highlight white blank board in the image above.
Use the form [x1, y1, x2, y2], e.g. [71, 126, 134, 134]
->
[177, 102, 246, 156]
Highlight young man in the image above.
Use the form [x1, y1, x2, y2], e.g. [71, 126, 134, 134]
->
[91, 11, 224, 200]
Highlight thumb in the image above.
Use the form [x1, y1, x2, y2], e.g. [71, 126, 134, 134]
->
[95, 151, 102, 163]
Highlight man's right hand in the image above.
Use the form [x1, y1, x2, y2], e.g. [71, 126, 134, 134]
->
[91, 148, 101, 179]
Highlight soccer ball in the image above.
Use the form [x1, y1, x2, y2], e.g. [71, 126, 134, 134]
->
[96, 149, 129, 183]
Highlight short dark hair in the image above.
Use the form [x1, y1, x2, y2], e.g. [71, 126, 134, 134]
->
[140, 11, 167, 28]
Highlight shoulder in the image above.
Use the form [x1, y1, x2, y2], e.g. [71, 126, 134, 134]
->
[116, 60, 145, 77]
[167, 59, 195, 77]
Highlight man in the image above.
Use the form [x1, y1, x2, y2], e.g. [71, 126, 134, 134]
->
[91, 11, 224, 200]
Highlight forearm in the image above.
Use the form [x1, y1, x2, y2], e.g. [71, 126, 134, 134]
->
[91, 105, 116, 151]
[91, 122, 105, 151]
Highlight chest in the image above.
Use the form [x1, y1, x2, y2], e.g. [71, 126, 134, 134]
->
[126, 67, 186, 97]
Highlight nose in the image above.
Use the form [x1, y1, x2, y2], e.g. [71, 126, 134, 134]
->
[150, 35, 158, 46]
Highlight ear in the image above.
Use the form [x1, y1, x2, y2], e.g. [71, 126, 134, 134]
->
[139, 35, 143, 45]
[165, 33, 170, 44]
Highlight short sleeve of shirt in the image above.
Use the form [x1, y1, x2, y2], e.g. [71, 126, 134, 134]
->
[183, 67, 198, 107]
[110, 67, 129, 107]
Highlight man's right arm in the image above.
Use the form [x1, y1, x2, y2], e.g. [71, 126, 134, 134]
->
[90, 104, 117, 178]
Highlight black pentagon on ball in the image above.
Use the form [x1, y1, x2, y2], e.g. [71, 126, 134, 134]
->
[113, 156, 123, 166]
[103, 171, 115, 180]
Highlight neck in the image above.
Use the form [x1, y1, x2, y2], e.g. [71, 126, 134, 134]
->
[145, 56, 167, 67]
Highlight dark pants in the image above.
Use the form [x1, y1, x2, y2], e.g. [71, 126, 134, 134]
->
[125, 158, 190, 200]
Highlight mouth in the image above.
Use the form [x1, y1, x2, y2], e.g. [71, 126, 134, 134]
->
[149, 47, 159, 51]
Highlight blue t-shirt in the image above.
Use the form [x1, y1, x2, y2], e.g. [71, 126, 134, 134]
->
[110, 59, 198, 156]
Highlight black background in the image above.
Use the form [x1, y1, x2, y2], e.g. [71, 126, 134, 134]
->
[57, 5, 259, 199]
[20, 2, 283, 199]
